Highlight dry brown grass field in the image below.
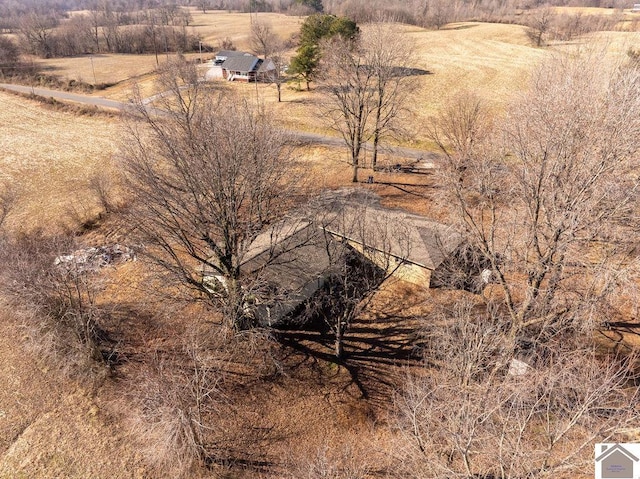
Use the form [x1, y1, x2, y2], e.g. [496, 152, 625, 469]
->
[32, 14, 640, 146]
[188, 9, 305, 49]
[174, 21, 548, 148]
[34, 10, 304, 101]
[36, 54, 162, 87]
[2, 10, 640, 478]
[0, 91, 122, 233]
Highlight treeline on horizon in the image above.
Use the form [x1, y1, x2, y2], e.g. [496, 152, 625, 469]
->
[0, 0, 635, 60]
[0, 0, 633, 29]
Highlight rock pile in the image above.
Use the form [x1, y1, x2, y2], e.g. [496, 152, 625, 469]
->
[54, 244, 136, 272]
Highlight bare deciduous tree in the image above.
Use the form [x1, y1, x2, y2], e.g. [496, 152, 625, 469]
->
[250, 19, 276, 59]
[430, 54, 640, 348]
[18, 10, 59, 58]
[526, 7, 553, 47]
[0, 232, 108, 378]
[319, 38, 377, 183]
[0, 36, 21, 77]
[319, 26, 415, 181]
[88, 170, 119, 215]
[269, 44, 288, 103]
[361, 22, 415, 171]
[251, 19, 288, 102]
[394, 299, 639, 479]
[129, 328, 227, 478]
[121, 58, 300, 330]
[421, 0, 455, 30]
[398, 47, 640, 479]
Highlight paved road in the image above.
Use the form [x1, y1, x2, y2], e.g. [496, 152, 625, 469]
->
[293, 130, 439, 163]
[0, 83, 439, 164]
[0, 83, 130, 111]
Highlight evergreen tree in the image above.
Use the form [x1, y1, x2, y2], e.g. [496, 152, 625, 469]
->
[289, 14, 358, 90]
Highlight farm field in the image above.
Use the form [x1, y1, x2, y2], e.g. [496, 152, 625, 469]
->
[33, 10, 304, 101]
[2, 7, 640, 478]
[31, 15, 640, 149]
[188, 9, 305, 48]
[0, 91, 121, 232]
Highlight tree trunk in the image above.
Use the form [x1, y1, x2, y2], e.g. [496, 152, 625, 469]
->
[352, 136, 361, 182]
[372, 131, 380, 171]
[335, 322, 344, 359]
[225, 276, 247, 331]
[372, 91, 383, 170]
[277, 83, 281, 102]
[93, 27, 99, 53]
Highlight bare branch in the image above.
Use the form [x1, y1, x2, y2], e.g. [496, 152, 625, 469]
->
[120, 58, 302, 330]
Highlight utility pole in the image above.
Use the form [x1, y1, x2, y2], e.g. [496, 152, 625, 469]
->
[152, 23, 159, 66]
[90, 55, 97, 84]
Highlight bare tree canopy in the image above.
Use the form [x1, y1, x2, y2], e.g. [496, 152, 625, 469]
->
[431, 53, 640, 347]
[361, 22, 415, 170]
[250, 19, 276, 59]
[121, 59, 300, 330]
[319, 25, 415, 182]
[250, 19, 287, 102]
[319, 37, 376, 183]
[395, 299, 639, 479]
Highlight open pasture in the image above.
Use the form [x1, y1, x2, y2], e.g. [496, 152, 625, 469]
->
[32, 10, 640, 148]
[188, 8, 305, 49]
[0, 91, 121, 232]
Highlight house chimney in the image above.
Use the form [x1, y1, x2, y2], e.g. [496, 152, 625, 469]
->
[601, 445, 609, 454]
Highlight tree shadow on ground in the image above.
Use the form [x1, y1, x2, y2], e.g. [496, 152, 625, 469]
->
[391, 66, 432, 77]
[275, 292, 428, 413]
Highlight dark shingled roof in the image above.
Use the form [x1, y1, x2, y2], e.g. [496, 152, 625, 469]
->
[242, 223, 338, 326]
[221, 55, 262, 73]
